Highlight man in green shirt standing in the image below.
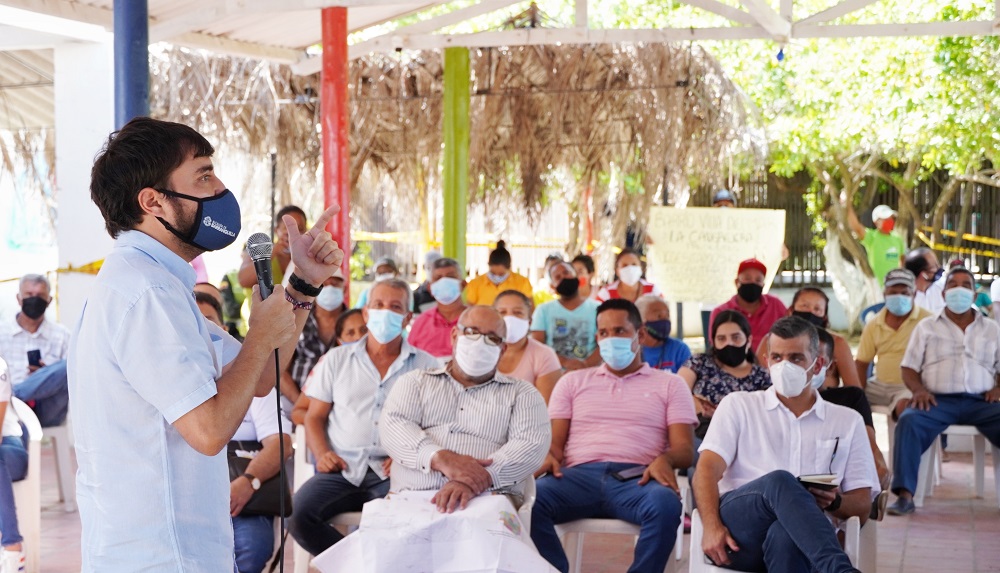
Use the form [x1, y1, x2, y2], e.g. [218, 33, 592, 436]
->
[848, 203, 906, 287]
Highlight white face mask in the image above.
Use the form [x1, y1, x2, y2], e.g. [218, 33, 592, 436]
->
[809, 364, 830, 390]
[503, 316, 530, 344]
[315, 286, 344, 310]
[618, 265, 643, 286]
[770, 359, 816, 398]
[453, 335, 502, 378]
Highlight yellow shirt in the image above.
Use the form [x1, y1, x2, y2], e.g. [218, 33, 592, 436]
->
[856, 306, 932, 384]
[464, 272, 533, 306]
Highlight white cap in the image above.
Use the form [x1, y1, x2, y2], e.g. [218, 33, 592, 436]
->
[872, 204, 897, 222]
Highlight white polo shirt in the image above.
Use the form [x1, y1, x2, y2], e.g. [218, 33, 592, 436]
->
[700, 388, 879, 498]
[901, 309, 1000, 394]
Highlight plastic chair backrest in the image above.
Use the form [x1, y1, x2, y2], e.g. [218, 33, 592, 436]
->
[10, 398, 42, 443]
[859, 302, 885, 326]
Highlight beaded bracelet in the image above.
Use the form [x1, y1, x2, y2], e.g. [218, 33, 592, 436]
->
[285, 290, 314, 311]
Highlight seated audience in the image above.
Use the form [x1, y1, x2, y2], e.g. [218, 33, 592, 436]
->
[855, 269, 930, 421]
[493, 290, 562, 403]
[887, 266, 1000, 515]
[596, 248, 662, 303]
[904, 247, 945, 314]
[693, 317, 877, 573]
[678, 311, 769, 440]
[290, 309, 367, 426]
[531, 262, 601, 371]
[533, 253, 565, 307]
[196, 281, 243, 341]
[571, 254, 597, 300]
[237, 205, 307, 288]
[412, 251, 442, 314]
[709, 259, 787, 351]
[0, 274, 71, 428]
[289, 280, 439, 555]
[636, 294, 691, 374]
[409, 257, 467, 358]
[531, 299, 697, 573]
[353, 257, 400, 309]
[756, 287, 862, 388]
[0, 357, 28, 573]
[380, 305, 550, 510]
[465, 241, 533, 306]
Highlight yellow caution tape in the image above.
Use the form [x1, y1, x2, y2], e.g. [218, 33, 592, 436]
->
[920, 227, 1000, 248]
[0, 259, 104, 284]
[915, 231, 1000, 259]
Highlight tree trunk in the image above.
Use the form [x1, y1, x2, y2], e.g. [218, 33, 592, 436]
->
[930, 176, 964, 246]
[952, 181, 975, 250]
[823, 229, 879, 334]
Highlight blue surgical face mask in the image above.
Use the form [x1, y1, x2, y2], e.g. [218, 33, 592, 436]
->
[156, 188, 241, 251]
[315, 286, 345, 311]
[487, 272, 509, 285]
[884, 294, 913, 317]
[430, 277, 463, 305]
[599, 336, 638, 371]
[944, 287, 975, 314]
[365, 308, 405, 344]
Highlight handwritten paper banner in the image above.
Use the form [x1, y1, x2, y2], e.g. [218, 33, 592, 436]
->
[645, 207, 786, 304]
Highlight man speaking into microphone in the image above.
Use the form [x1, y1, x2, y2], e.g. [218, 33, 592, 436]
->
[68, 117, 344, 572]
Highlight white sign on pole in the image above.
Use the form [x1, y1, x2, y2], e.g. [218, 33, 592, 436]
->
[645, 207, 786, 305]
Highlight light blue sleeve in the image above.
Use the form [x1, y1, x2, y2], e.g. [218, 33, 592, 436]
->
[530, 303, 548, 332]
[112, 286, 218, 424]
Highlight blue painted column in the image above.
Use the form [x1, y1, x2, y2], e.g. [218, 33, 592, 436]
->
[113, 0, 149, 127]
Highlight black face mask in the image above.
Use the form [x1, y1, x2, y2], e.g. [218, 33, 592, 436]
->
[931, 267, 944, 282]
[555, 277, 580, 298]
[737, 282, 763, 303]
[644, 320, 671, 342]
[21, 296, 49, 320]
[792, 310, 827, 328]
[715, 343, 748, 367]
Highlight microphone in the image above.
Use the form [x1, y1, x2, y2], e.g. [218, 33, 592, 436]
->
[246, 232, 274, 300]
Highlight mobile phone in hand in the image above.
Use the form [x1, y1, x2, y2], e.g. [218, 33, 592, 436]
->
[27, 350, 42, 367]
[612, 465, 647, 481]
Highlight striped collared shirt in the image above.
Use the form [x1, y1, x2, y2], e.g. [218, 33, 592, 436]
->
[380, 367, 551, 495]
[901, 309, 1000, 394]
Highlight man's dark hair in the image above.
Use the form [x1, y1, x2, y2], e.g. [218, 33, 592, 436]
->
[194, 291, 224, 323]
[494, 289, 533, 310]
[769, 316, 819, 357]
[945, 266, 975, 286]
[815, 327, 835, 360]
[276, 205, 307, 226]
[432, 257, 463, 273]
[488, 240, 512, 268]
[596, 298, 643, 331]
[90, 117, 214, 238]
[903, 247, 933, 277]
[571, 254, 595, 275]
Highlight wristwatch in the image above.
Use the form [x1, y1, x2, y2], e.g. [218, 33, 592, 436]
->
[242, 473, 261, 491]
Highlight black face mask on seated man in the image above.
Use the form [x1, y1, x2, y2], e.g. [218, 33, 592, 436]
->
[21, 296, 49, 320]
[737, 282, 763, 303]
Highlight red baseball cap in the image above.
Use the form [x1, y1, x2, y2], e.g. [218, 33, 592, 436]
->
[737, 258, 767, 276]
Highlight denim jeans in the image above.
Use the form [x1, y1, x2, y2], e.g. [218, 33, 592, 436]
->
[0, 435, 29, 546]
[715, 470, 858, 573]
[232, 514, 274, 573]
[288, 469, 389, 556]
[531, 462, 682, 573]
[892, 393, 1000, 496]
[13, 359, 69, 427]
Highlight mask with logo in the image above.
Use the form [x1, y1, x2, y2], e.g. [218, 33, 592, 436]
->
[792, 310, 826, 328]
[944, 287, 975, 314]
[487, 272, 509, 285]
[555, 277, 580, 298]
[769, 359, 816, 398]
[599, 336, 637, 371]
[20, 296, 49, 320]
[156, 189, 242, 251]
[809, 364, 830, 390]
[884, 294, 913, 317]
[738, 282, 763, 303]
[315, 286, 344, 311]
[365, 309, 405, 344]
[503, 316, 530, 344]
[453, 335, 501, 377]
[715, 343, 748, 367]
[931, 267, 945, 283]
[644, 320, 671, 342]
[618, 265, 643, 287]
[430, 277, 463, 305]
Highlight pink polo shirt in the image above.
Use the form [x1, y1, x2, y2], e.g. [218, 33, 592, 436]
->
[408, 307, 459, 358]
[709, 294, 787, 350]
[549, 363, 698, 468]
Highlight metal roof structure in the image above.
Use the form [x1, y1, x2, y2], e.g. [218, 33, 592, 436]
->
[1, 0, 999, 131]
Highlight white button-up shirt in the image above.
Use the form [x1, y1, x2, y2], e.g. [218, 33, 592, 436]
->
[69, 230, 242, 572]
[700, 388, 879, 498]
[901, 309, 1000, 394]
[305, 335, 439, 487]
[914, 280, 945, 314]
[0, 314, 70, 386]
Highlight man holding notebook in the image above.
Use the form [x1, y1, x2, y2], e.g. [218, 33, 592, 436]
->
[693, 316, 879, 573]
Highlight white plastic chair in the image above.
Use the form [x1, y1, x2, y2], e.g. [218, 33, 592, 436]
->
[871, 404, 896, 469]
[292, 426, 315, 573]
[914, 424, 1000, 508]
[45, 418, 76, 512]
[553, 472, 688, 573]
[689, 509, 873, 572]
[10, 398, 42, 573]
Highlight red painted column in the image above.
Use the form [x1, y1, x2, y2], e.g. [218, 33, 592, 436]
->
[321, 7, 351, 298]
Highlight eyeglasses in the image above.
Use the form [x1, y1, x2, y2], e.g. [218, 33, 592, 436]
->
[457, 325, 504, 347]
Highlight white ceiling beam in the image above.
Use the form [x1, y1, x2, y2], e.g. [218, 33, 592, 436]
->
[739, 0, 791, 40]
[149, 1, 230, 43]
[780, 0, 792, 21]
[169, 32, 302, 63]
[0, 0, 111, 29]
[575, 0, 587, 28]
[675, 0, 756, 26]
[798, 0, 881, 25]
[795, 20, 996, 38]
